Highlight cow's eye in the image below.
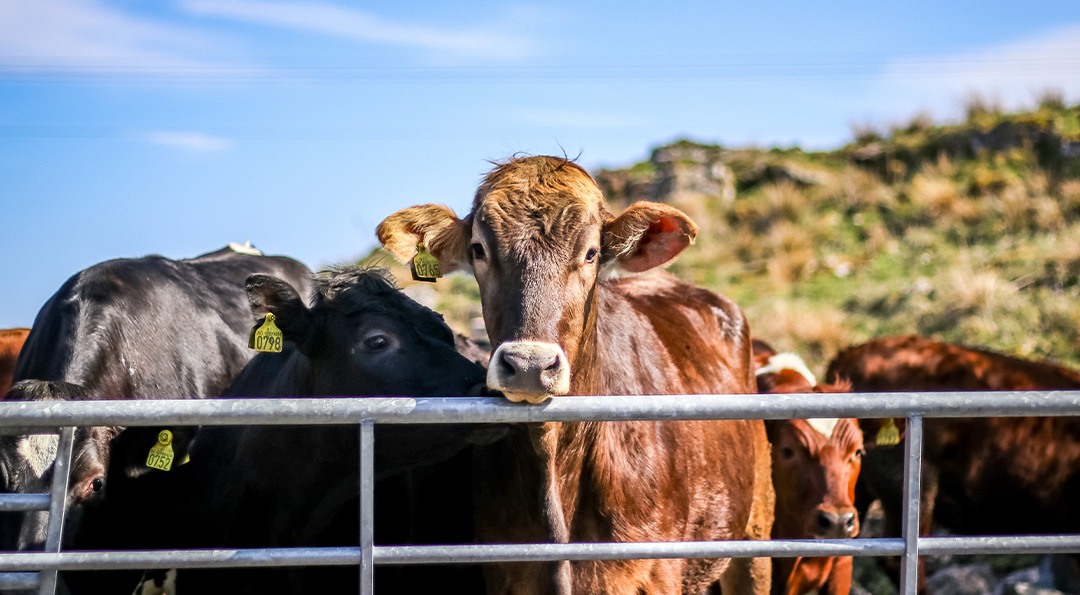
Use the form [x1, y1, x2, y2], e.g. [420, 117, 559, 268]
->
[91, 478, 104, 492]
[780, 447, 795, 460]
[584, 248, 599, 264]
[471, 244, 486, 260]
[363, 335, 389, 351]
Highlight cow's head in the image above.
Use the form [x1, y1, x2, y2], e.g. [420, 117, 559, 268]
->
[768, 414, 863, 540]
[0, 380, 116, 551]
[243, 267, 489, 399]
[377, 156, 697, 403]
[753, 349, 862, 540]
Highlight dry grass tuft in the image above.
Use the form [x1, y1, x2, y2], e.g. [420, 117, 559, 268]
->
[765, 221, 816, 285]
[746, 300, 854, 370]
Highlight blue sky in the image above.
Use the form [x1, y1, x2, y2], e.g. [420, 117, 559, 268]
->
[2, 1, 1079, 327]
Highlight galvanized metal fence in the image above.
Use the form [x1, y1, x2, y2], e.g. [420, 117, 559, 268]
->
[2, 390, 1080, 594]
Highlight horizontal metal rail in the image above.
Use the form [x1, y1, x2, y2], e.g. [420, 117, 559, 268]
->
[0, 391, 1078, 429]
[0, 494, 50, 512]
[2, 392, 1080, 594]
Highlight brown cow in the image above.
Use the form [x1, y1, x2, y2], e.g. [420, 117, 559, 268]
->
[754, 341, 861, 595]
[378, 156, 773, 595]
[0, 328, 29, 397]
[0, 328, 30, 397]
[826, 335, 1080, 591]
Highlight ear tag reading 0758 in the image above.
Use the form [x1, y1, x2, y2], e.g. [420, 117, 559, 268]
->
[411, 242, 442, 283]
[146, 430, 175, 471]
[248, 313, 284, 353]
[876, 418, 901, 446]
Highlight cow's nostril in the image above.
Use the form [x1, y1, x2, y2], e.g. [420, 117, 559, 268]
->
[543, 353, 560, 371]
[498, 352, 519, 378]
[842, 512, 857, 531]
[817, 511, 837, 531]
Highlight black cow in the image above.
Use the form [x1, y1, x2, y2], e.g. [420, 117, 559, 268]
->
[0, 246, 312, 553]
[68, 267, 499, 595]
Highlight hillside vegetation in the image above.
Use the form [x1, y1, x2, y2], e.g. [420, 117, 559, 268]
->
[363, 96, 1080, 377]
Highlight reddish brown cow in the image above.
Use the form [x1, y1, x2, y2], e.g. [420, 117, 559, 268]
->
[826, 335, 1080, 590]
[0, 328, 30, 397]
[754, 342, 861, 595]
[378, 156, 773, 595]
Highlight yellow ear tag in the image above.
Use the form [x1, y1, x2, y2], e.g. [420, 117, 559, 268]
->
[411, 242, 442, 283]
[876, 418, 901, 446]
[248, 312, 284, 353]
[146, 430, 176, 471]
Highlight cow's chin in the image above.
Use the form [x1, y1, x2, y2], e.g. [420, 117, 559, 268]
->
[500, 390, 555, 405]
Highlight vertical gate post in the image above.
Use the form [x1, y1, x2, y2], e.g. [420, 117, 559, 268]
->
[359, 418, 375, 595]
[39, 426, 76, 595]
[899, 415, 923, 595]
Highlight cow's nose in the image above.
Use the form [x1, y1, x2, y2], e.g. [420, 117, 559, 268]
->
[815, 509, 859, 538]
[487, 341, 571, 403]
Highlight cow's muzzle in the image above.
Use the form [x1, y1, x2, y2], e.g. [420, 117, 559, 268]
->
[487, 341, 571, 404]
[811, 507, 859, 539]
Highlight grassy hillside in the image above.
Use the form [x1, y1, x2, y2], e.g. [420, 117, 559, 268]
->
[362, 96, 1080, 377]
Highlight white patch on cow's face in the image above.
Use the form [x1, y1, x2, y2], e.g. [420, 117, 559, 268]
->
[16, 434, 59, 479]
[756, 352, 818, 386]
[807, 418, 840, 438]
[131, 568, 177, 595]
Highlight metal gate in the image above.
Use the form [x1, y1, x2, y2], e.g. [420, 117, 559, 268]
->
[2, 390, 1080, 594]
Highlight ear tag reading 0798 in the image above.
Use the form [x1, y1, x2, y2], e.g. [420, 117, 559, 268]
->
[248, 313, 284, 353]
[876, 418, 901, 446]
[146, 430, 175, 471]
[411, 242, 442, 283]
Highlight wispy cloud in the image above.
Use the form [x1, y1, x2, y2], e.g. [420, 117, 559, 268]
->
[178, 0, 535, 59]
[0, 0, 225, 76]
[870, 23, 1080, 119]
[141, 131, 233, 152]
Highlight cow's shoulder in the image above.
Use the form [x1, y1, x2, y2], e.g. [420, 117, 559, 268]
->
[610, 271, 749, 344]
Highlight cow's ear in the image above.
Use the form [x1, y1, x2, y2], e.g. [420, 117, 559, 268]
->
[110, 426, 199, 480]
[246, 274, 315, 353]
[601, 202, 698, 274]
[376, 204, 471, 274]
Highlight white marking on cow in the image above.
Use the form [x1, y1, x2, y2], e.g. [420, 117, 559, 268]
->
[228, 240, 263, 256]
[16, 434, 59, 479]
[755, 352, 818, 386]
[131, 568, 177, 595]
[807, 418, 840, 438]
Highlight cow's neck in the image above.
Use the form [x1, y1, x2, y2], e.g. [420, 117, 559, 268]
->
[527, 279, 668, 541]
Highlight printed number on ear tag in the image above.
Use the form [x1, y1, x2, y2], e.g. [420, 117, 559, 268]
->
[411, 243, 442, 283]
[876, 418, 900, 446]
[248, 312, 284, 353]
[146, 430, 176, 471]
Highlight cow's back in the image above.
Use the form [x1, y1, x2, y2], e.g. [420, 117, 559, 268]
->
[13, 247, 311, 400]
[826, 335, 1080, 392]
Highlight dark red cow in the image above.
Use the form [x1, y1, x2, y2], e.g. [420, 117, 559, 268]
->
[826, 335, 1080, 590]
[754, 341, 861, 595]
[0, 328, 29, 397]
[378, 156, 774, 595]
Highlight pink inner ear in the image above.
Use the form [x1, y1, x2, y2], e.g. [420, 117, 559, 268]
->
[623, 216, 692, 273]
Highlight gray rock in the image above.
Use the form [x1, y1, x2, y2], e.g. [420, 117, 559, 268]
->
[926, 563, 995, 595]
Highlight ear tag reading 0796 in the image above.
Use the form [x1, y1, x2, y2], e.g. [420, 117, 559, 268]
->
[411, 242, 442, 283]
[248, 313, 284, 353]
[876, 418, 901, 446]
[146, 430, 175, 471]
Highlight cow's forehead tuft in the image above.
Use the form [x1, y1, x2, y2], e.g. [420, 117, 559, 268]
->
[473, 156, 608, 220]
[16, 434, 58, 479]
